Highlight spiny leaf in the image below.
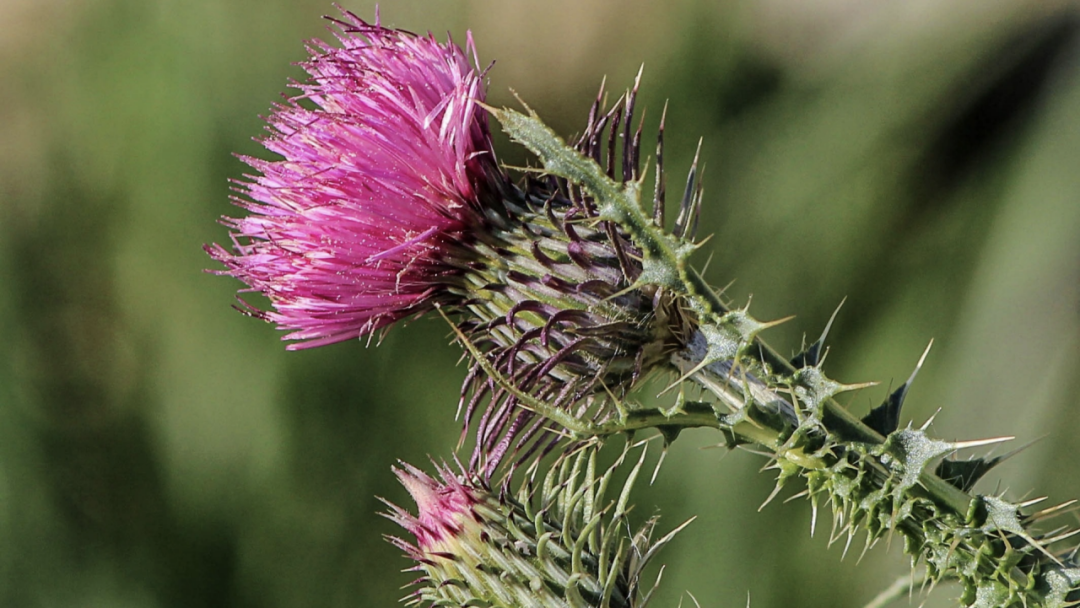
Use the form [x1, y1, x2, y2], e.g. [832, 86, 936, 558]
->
[862, 341, 932, 435]
[936, 455, 1007, 492]
[791, 297, 845, 369]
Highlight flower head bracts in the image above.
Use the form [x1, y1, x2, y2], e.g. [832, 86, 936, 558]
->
[454, 81, 701, 478]
[207, 10, 500, 349]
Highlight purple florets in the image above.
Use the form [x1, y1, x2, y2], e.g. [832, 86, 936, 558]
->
[207, 10, 499, 349]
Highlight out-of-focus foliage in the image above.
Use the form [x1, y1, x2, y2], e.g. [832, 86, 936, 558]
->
[1, 1, 1077, 607]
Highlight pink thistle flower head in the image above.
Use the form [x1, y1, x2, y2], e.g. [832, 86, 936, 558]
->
[207, 10, 500, 349]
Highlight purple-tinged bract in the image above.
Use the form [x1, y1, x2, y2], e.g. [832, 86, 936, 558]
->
[207, 11, 500, 349]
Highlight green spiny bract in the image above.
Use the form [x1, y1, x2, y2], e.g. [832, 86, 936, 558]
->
[385, 447, 681, 608]
[452, 78, 698, 478]
[485, 92, 1080, 606]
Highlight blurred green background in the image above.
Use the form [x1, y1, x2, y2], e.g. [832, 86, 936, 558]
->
[2, 0, 1079, 606]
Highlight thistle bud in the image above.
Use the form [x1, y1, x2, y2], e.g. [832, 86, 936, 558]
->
[385, 449, 679, 608]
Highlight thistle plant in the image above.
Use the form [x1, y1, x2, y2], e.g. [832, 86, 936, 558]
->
[208, 8, 1080, 608]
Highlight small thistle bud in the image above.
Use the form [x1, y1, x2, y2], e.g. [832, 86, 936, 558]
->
[385, 448, 680, 608]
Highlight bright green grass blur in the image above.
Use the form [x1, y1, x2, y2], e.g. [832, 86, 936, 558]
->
[1, 1, 1078, 606]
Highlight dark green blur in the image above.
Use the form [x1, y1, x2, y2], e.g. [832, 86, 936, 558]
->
[1, 1, 1077, 607]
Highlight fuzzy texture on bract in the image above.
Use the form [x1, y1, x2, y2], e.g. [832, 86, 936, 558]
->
[207, 10, 499, 349]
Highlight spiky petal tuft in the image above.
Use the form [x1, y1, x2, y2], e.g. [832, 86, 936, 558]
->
[207, 10, 500, 349]
[390, 462, 480, 552]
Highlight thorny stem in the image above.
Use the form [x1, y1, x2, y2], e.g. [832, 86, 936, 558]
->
[493, 104, 1080, 606]
[675, 334, 977, 520]
[495, 102, 976, 518]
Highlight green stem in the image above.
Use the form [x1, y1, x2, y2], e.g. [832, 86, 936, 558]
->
[493, 103, 1080, 607]
[674, 336, 975, 517]
[495, 101, 979, 526]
